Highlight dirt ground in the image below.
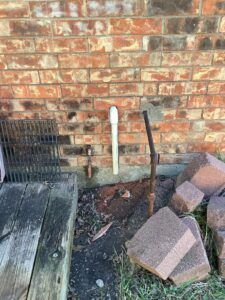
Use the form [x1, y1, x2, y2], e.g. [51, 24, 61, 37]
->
[68, 176, 175, 300]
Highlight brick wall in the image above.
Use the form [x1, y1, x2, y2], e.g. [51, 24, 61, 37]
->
[0, 0, 225, 170]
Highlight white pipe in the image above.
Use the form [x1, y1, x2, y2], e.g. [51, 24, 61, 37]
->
[110, 106, 119, 175]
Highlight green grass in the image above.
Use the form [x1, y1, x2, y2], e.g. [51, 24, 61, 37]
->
[114, 204, 225, 300]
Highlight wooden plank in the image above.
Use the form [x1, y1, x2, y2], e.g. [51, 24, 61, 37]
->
[28, 173, 78, 300]
[0, 183, 26, 239]
[0, 183, 50, 300]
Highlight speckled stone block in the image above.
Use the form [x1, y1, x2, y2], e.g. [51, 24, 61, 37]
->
[207, 197, 225, 230]
[215, 230, 225, 258]
[176, 153, 225, 196]
[169, 217, 210, 285]
[126, 207, 196, 280]
[170, 181, 204, 213]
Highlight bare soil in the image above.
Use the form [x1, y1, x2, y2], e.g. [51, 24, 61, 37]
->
[68, 176, 175, 300]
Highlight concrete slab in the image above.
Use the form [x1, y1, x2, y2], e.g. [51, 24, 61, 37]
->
[169, 217, 210, 285]
[176, 153, 225, 196]
[215, 230, 225, 258]
[170, 181, 204, 213]
[207, 196, 225, 230]
[126, 207, 196, 280]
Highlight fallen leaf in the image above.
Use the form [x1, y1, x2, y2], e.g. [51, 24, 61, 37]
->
[122, 190, 131, 198]
[92, 222, 113, 242]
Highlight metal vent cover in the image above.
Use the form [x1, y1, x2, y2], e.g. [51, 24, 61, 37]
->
[0, 119, 61, 182]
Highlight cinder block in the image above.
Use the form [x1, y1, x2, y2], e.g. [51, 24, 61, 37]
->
[169, 217, 210, 285]
[170, 181, 204, 213]
[176, 153, 225, 196]
[207, 197, 225, 230]
[126, 207, 196, 280]
[215, 230, 225, 258]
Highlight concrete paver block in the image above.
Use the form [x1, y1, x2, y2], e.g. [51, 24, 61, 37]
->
[169, 217, 210, 285]
[215, 230, 225, 258]
[213, 184, 225, 197]
[218, 258, 225, 278]
[170, 181, 204, 213]
[207, 196, 225, 230]
[126, 207, 196, 280]
[176, 153, 225, 196]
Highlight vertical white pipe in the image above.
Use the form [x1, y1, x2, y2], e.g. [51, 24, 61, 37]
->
[109, 106, 119, 175]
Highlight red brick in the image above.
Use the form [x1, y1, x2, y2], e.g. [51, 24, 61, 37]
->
[208, 197, 225, 229]
[0, 39, 34, 53]
[75, 134, 100, 145]
[130, 122, 146, 132]
[214, 52, 225, 65]
[120, 155, 150, 165]
[94, 97, 139, 110]
[208, 82, 225, 94]
[0, 20, 10, 36]
[9, 20, 52, 36]
[109, 18, 162, 35]
[1, 71, 39, 84]
[203, 108, 225, 119]
[35, 38, 87, 53]
[110, 83, 143, 96]
[12, 85, 61, 99]
[188, 95, 225, 108]
[220, 17, 225, 32]
[202, 0, 225, 15]
[162, 132, 188, 143]
[59, 53, 109, 68]
[11, 99, 46, 111]
[89, 37, 113, 52]
[61, 84, 108, 98]
[90, 68, 140, 83]
[87, 0, 143, 16]
[159, 121, 190, 132]
[110, 52, 161, 67]
[119, 132, 160, 144]
[142, 68, 191, 81]
[113, 36, 142, 51]
[0, 99, 11, 112]
[159, 82, 207, 95]
[102, 123, 130, 133]
[53, 20, 107, 36]
[143, 83, 158, 95]
[176, 108, 202, 120]
[0, 2, 29, 18]
[0, 55, 7, 69]
[0, 86, 13, 98]
[204, 132, 225, 143]
[162, 52, 212, 66]
[193, 67, 225, 80]
[188, 142, 219, 157]
[39, 69, 88, 83]
[6, 54, 58, 69]
[59, 98, 92, 111]
[29, 0, 85, 18]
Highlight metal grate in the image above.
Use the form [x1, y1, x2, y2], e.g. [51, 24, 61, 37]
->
[0, 119, 61, 182]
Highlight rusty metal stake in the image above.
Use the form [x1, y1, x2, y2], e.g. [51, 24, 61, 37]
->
[87, 145, 93, 179]
[143, 110, 159, 217]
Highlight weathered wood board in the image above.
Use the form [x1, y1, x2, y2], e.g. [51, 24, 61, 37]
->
[0, 183, 50, 300]
[27, 173, 78, 300]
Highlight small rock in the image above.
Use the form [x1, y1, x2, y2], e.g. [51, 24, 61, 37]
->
[96, 279, 104, 288]
[122, 190, 131, 198]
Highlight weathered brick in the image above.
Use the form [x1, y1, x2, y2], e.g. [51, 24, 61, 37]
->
[113, 36, 142, 51]
[0, 55, 7, 69]
[120, 155, 150, 165]
[9, 20, 52, 36]
[220, 17, 225, 32]
[141, 95, 187, 109]
[1, 70, 39, 84]
[12, 85, 61, 99]
[59, 53, 109, 68]
[0, 86, 13, 98]
[177, 153, 225, 196]
[159, 121, 190, 132]
[0, 20, 10, 36]
[202, 0, 225, 15]
[0, 38, 34, 53]
[110, 52, 161, 67]
[208, 82, 225, 94]
[29, 0, 85, 18]
[141, 68, 191, 81]
[147, 0, 200, 15]
[109, 18, 162, 35]
[0, 2, 29, 18]
[35, 38, 87, 53]
[165, 17, 218, 34]
[207, 197, 225, 229]
[159, 82, 207, 95]
[170, 181, 204, 213]
[214, 52, 225, 65]
[169, 216, 210, 285]
[11, 99, 46, 112]
[193, 67, 225, 80]
[203, 108, 225, 119]
[61, 84, 108, 98]
[163, 35, 195, 51]
[94, 97, 139, 110]
[162, 132, 188, 143]
[39, 69, 88, 83]
[143, 83, 158, 95]
[53, 20, 107, 36]
[205, 132, 225, 143]
[87, 0, 143, 16]
[89, 37, 113, 52]
[176, 108, 202, 119]
[110, 83, 143, 96]
[162, 51, 212, 66]
[126, 207, 196, 280]
[6, 54, 58, 69]
[187, 142, 217, 153]
[90, 68, 140, 83]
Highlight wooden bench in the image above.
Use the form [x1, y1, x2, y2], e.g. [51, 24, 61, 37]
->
[0, 173, 78, 300]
